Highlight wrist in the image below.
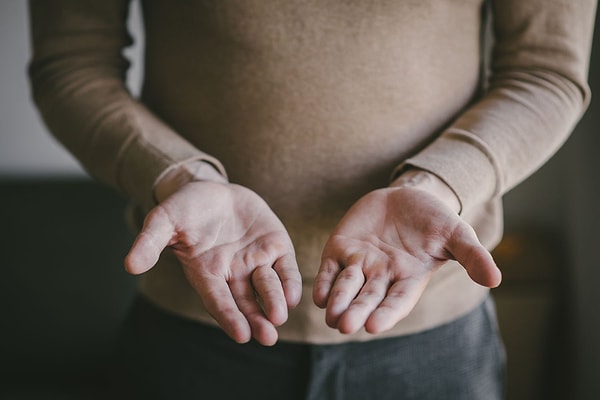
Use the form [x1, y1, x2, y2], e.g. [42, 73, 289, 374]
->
[154, 160, 228, 203]
[390, 168, 461, 214]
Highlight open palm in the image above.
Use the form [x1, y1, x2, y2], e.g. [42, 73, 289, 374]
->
[313, 186, 501, 335]
[125, 181, 302, 346]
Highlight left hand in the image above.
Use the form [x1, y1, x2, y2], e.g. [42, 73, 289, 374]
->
[312, 177, 501, 335]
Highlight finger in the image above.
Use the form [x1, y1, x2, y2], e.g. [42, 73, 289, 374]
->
[325, 264, 366, 329]
[273, 253, 302, 309]
[124, 207, 175, 275]
[336, 274, 389, 334]
[194, 273, 252, 344]
[313, 258, 343, 308]
[229, 278, 279, 346]
[252, 265, 288, 326]
[447, 223, 502, 288]
[365, 276, 429, 334]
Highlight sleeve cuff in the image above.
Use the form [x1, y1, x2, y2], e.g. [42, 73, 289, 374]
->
[152, 159, 229, 203]
[392, 129, 501, 214]
[115, 104, 228, 211]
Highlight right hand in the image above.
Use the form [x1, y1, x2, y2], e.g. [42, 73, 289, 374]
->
[125, 181, 302, 346]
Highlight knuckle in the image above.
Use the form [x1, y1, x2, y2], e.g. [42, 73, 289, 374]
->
[338, 267, 364, 283]
[212, 304, 240, 318]
[348, 299, 371, 310]
[364, 268, 390, 281]
[259, 288, 284, 304]
[319, 258, 340, 274]
[330, 287, 351, 300]
[236, 292, 258, 305]
[358, 288, 381, 300]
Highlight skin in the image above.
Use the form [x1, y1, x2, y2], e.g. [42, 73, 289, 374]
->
[313, 170, 502, 335]
[125, 166, 501, 344]
[125, 180, 302, 346]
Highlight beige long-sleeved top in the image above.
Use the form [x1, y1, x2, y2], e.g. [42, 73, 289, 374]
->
[28, 0, 596, 343]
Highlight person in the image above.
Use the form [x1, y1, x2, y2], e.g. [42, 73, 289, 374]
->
[27, 0, 596, 399]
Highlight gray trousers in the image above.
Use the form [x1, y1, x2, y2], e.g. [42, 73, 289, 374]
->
[115, 295, 505, 400]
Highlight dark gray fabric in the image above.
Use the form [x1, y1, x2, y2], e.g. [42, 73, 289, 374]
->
[115, 296, 505, 400]
[305, 297, 505, 400]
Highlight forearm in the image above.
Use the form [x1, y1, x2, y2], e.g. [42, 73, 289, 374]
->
[28, 0, 227, 210]
[395, 0, 596, 214]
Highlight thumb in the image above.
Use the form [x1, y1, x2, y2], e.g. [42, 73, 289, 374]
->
[446, 223, 502, 288]
[124, 207, 175, 275]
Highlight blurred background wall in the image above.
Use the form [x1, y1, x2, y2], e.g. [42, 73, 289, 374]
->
[0, 1, 598, 399]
